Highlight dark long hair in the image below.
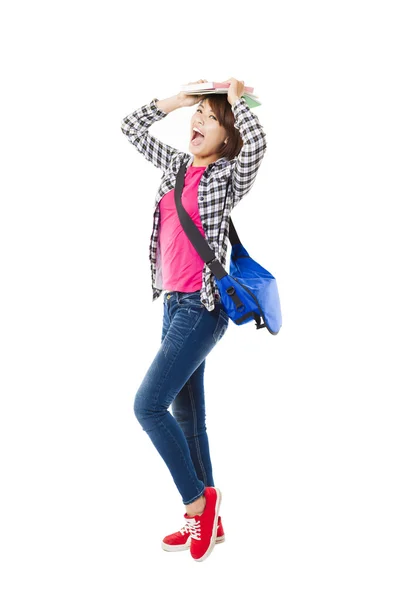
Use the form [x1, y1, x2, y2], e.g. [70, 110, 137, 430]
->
[198, 94, 243, 161]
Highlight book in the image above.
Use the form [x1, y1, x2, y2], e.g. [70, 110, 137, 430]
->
[181, 81, 255, 93]
[180, 81, 262, 109]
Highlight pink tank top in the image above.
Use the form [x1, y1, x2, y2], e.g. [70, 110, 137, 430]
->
[159, 165, 207, 292]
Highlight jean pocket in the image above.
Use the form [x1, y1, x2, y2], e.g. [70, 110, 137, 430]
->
[178, 292, 204, 309]
[213, 309, 229, 343]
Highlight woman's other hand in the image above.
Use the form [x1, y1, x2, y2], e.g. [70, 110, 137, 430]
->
[221, 77, 245, 105]
[177, 79, 209, 107]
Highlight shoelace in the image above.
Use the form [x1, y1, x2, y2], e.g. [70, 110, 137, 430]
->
[180, 522, 191, 535]
[182, 517, 202, 541]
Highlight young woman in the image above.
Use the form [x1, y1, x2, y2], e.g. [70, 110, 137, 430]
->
[120, 78, 267, 562]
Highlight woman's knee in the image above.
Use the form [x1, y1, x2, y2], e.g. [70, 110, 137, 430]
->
[133, 387, 165, 429]
[133, 388, 147, 422]
[172, 406, 206, 438]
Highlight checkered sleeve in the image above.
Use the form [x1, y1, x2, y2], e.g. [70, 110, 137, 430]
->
[120, 97, 179, 172]
[230, 97, 268, 209]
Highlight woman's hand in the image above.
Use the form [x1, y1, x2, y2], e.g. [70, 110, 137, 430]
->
[221, 77, 245, 105]
[177, 79, 209, 107]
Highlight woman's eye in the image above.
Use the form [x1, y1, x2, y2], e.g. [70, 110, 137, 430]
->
[196, 109, 216, 120]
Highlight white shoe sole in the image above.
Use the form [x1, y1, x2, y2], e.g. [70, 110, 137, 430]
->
[161, 534, 225, 552]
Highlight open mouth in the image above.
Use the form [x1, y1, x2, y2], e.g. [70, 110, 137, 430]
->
[191, 129, 205, 146]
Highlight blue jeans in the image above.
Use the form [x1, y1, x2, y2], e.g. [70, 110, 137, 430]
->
[133, 290, 229, 505]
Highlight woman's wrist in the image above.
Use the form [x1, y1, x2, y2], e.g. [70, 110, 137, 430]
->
[155, 95, 182, 114]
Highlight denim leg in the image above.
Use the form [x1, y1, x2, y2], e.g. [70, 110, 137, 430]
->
[133, 292, 228, 505]
[171, 359, 215, 489]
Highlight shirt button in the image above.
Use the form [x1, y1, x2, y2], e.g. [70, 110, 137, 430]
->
[199, 196, 203, 202]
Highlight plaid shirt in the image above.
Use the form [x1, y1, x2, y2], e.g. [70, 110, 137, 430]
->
[120, 96, 267, 312]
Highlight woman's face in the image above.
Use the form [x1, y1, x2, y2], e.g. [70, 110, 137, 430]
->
[189, 99, 228, 163]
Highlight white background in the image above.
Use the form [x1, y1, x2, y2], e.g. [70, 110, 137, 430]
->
[1, 1, 399, 598]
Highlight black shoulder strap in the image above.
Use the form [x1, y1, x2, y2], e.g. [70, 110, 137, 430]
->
[174, 157, 240, 280]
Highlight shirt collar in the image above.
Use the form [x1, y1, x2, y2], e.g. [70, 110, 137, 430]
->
[186, 154, 229, 168]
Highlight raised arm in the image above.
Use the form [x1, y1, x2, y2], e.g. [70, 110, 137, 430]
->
[120, 96, 181, 173]
[229, 96, 268, 209]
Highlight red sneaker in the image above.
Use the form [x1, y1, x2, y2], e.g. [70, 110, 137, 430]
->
[184, 486, 222, 562]
[162, 515, 225, 552]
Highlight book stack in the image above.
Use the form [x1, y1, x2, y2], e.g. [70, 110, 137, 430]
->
[180, 81, 261, 108]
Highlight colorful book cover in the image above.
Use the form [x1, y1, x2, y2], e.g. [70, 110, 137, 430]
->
[180, 82, 261, 108]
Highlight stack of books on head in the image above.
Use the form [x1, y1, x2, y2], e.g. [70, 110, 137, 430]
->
[180, 81, 261, 108]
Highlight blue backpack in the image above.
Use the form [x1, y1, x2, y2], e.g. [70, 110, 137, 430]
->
[174, 158, 282, 334]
